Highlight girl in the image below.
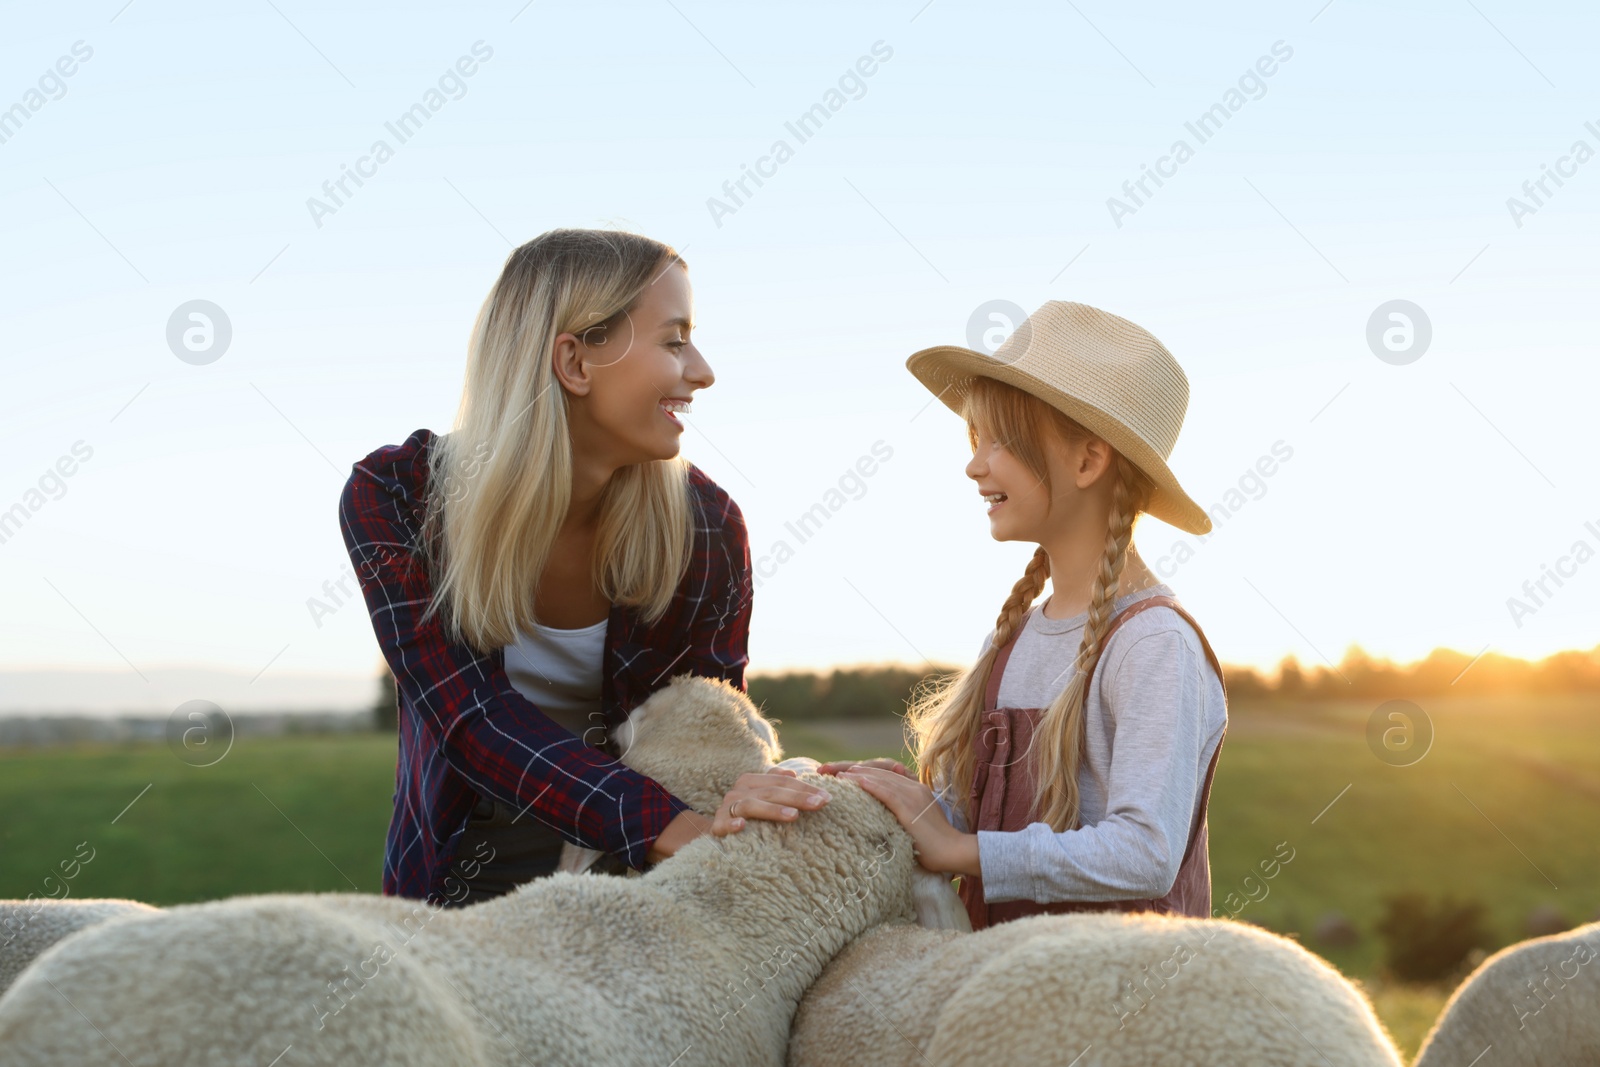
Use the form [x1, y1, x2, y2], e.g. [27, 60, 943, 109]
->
[340, 229, 830, 907]
[822, 301, 1227, 929]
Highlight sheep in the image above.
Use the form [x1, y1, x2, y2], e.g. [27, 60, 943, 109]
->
[788, 910, 1404, 1066]
[1413, 920, 1599, 1066]
[555, 690, 969, 933]
[0, 674, 934, 1067]
[0, 898, 159, 993]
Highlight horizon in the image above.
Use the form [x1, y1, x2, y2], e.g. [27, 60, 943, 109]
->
[6, 637, 1596, 717]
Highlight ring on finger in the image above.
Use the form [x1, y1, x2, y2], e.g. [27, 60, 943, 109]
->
[731, 799, 743, 819]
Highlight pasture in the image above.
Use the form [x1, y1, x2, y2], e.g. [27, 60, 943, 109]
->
[3, 692, 1596, 1058]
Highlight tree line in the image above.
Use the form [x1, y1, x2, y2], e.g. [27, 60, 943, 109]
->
[372, 642, 1600, 728]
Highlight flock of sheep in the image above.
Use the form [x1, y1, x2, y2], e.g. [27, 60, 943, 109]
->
[0, 674, 1593, 1065]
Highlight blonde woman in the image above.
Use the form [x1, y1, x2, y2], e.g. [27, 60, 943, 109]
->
[823, 302, 1228, 929]
[340, 229, 830, 906]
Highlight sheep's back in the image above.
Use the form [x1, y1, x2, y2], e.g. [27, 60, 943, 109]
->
[421, 873, 783, 1065]
[1413, 921, 1600, 1067]
[924, 913, 1401, 1067]
[0, 896, 492, 1067]
[0, 898, 159, 993]
[788, 922, 965, 1067]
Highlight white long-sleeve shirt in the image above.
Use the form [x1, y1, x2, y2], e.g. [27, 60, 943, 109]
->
[934, 584, 1227, 903]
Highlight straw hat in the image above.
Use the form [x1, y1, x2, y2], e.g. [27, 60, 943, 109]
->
[906, 300, 1211, 535]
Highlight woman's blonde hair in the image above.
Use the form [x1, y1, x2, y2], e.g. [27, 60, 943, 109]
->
[419, 228, 694, 653]
[907, 376, 1153, 833]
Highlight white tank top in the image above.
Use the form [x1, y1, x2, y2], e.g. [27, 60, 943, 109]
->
[503, 616, 608, 742]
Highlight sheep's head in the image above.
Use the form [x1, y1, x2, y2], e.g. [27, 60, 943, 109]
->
[612, 673, 783, 816]
[562, 675, 972, 931]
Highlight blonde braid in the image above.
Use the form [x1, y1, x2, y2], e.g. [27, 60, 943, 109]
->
[992, 546, 1051, 652]
[1029, 455, 1141, 831]
[909, 546, 1050, 823]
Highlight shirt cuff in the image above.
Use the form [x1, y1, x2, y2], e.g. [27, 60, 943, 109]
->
[625, 788, 694, 871]
[976, 828, 1044, 902]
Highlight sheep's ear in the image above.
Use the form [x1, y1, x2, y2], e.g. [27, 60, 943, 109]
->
[773, 756, 820, 774]
[612, 706, 646, 761]
[556, 845, 606, 876]
[743, 707, 782, 761]
[912, 869, 972, 932]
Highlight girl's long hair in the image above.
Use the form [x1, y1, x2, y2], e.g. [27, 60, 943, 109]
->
[907, 377, 1153, 833]
[419, 228, 694, 653]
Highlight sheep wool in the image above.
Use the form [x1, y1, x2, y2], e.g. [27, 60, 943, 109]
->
[1414, 920, 1600, 1066]
[0, 898, 159, 993]
[0, 676, 923, 1067]
[789, 911, 1404, 1067]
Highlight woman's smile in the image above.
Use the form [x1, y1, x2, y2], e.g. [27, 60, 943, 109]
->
[659, 396, 692, 428]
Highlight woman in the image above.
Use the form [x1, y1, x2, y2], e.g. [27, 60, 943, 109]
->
[339, 229, 830, 907]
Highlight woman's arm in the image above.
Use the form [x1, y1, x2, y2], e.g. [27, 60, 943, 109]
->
[339, 440, 691, 871]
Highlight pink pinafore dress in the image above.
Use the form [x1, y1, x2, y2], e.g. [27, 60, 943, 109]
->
[956, 596, 1228, 930]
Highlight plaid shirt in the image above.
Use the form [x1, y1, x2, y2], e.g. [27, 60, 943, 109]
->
[339, 428, 753, 904]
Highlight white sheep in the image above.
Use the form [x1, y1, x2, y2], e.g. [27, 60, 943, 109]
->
[789, 910, 1404, 1066]
[557, 698, 968, 933]
[1413, 920, 1599, 1066]
[0, 898, 158, 993]
[0, 674, 934, 1067]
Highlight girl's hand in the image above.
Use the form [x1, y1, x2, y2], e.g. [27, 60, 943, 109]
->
[836, 766, 980, 877]
[817, 758, 913, 778]
[710, 768, 832, 837]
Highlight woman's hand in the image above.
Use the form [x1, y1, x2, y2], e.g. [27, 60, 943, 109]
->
[709, 767, 832, 837]
[835, 765, 980, 877]
[816, 757, 913, 778]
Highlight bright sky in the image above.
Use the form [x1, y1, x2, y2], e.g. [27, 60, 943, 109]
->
[3, 0, 1597, 709]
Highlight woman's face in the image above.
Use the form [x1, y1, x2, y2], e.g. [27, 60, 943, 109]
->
[560, 262, 713, 466]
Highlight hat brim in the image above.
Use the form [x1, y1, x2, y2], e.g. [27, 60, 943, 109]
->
[906, 344, 1213, 536]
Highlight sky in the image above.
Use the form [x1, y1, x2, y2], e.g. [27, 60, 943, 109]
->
[2, 0, 1597, 712]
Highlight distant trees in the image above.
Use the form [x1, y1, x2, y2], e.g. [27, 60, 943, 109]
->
[364, 642, 1600, 729]
[373, 667, 397, 731]
[745, 643, 1600, 723]
[1224, 644, 1600, 702]
[749, 665, 951, 723]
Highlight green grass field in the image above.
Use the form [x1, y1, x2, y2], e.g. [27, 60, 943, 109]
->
[4, 693, 1596, 1058]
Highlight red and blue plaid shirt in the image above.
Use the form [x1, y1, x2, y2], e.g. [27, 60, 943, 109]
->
[339, 428, 752, 904]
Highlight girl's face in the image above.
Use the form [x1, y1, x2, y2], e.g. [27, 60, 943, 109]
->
[559, 263, 713, 467]
[966, 424, 1052, 542]
[965, 421, 1104, 543]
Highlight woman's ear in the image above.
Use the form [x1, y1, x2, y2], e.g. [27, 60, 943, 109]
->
[551, 331, 593, 397]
